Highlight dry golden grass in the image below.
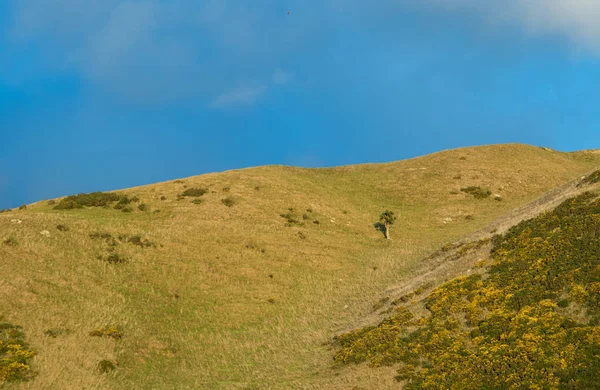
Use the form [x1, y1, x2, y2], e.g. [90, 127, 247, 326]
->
[1, 143, 600, 389]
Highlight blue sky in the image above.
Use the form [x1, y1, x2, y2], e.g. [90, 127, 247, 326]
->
[2, 1, 600, 209]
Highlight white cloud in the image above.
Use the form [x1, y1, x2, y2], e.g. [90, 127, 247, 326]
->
[412, 0, 600, 52]
[210, 85, 267, 108]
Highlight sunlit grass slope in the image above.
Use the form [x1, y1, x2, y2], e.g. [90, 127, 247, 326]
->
[1, 144, 600, 389]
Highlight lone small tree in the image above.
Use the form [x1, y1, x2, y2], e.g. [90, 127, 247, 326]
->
[379, 210, 396, 240]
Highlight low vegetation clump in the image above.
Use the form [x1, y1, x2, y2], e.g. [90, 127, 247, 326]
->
[3, 237, 18, 246]
[56, 224, 69, 232]
[126, 235, 154, 248]
[0, 209, 9, 213]
[113, 196, 131, 210]
[137, 203, 148, 211]
[46, 200, 56, 206]
[333, 191, 600, 388]
[180, 188, 208, 197]
[97, 360, 116, 373]
[280, 211, 302, 226]
[99, 254, 128, 264]
[54, 192, 121, 210]
[18, 205, 27, 210]
[44, 328, 70, 338]
[89, 325, 123, 340]
[221, 196, 236, 207]
[460, 186, 492, 199]
[0, 321, 36, 383]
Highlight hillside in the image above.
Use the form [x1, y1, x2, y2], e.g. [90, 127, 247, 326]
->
[333, 185, 600, 389]
[1, 144, 600, 389]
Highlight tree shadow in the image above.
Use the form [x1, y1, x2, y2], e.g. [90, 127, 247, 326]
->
[373, 222, 386, 238]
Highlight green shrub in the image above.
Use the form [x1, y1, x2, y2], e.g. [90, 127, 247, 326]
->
[47, 200, 56, 206]
[191, 199, 203, 205]
[460, 186, 492, 199]
[56, 224, 69, 232]
[180, 188, 208, 197]
[221, 197, 235, 207]
[97, 360, 116, 373]
[137, 203, 148, 211]
[120, 206, 133, 213]
[0, 322, 35, 383]
[130, 196, 140, 203]
[54, 192, 120, 210]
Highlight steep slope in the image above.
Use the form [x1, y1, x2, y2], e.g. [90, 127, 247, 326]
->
[333, 184, 600, 389]
[1, 144, 599, 389]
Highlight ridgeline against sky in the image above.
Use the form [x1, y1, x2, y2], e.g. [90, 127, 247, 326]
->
[1, 1, 600, 209]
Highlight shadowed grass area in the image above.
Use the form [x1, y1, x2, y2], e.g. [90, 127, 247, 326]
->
[1, 144, 600, 389]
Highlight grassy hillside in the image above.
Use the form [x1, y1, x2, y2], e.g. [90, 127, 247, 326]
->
[1, 144, 600, 389]
[333, 189, 600, 389]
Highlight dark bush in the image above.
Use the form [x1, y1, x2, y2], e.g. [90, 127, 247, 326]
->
[191, 199, 203, 205]
[97, 360, 116, 373]
[137, 203, 148, 211]
[160, 196, 167, 201]
[56, 224, 69, 232]
[104, 254, 128, 264]
[130, 196, 140, 203]
[460, 186, 492, 199]
[18, 205, 27, 210]
[54, 192, 120, 210]
[180, 188, 208, 197]
[221, 197, 235, 207]
[47, 200, 56, 206]
[127, 235, 153, 248]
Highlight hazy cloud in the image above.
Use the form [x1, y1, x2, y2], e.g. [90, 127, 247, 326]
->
[412, 0, 600, 52]
[7, 1, 600, 106]
[272, 68, 294, 85]
[211, 85, 267, 108]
